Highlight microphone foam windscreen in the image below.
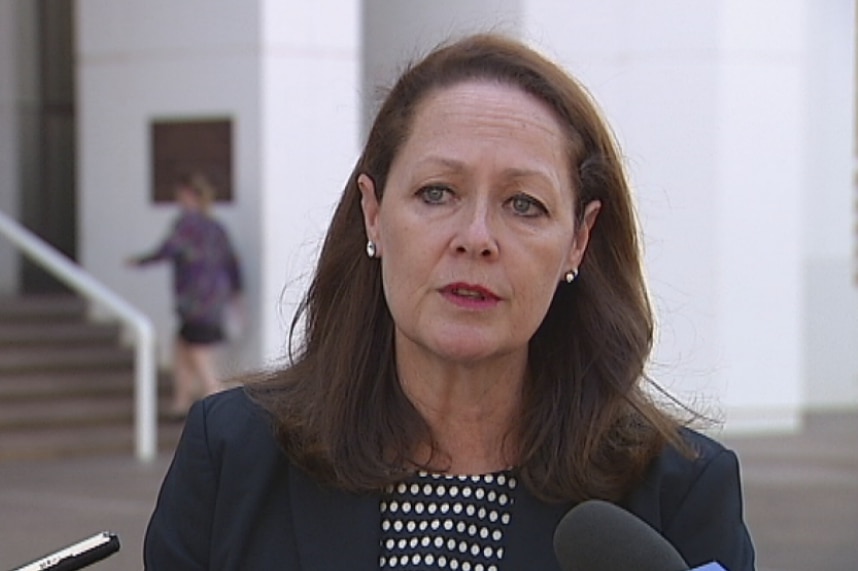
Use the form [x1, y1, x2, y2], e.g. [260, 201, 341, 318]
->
[553, 499, 688, 571]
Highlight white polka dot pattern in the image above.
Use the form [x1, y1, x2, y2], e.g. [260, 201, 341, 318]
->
[379, 471, 517, 570]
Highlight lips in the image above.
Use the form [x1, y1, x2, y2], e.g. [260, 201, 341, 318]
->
[441, 282, 500, 302]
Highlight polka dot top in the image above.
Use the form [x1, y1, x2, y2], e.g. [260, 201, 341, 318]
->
[379, 470, 517, 570]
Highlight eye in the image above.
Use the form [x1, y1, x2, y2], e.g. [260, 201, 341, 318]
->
[418, 185, 452, 204]
[507, 193, 548, 217]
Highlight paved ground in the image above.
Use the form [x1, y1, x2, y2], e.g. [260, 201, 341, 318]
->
[722, 410, 858, 571]
[0, 410, 855, 571]
[0, 453, 170, 570]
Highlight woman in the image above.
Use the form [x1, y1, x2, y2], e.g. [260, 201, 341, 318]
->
[129, 172, 243, 418]
[145, 34, 754, 570]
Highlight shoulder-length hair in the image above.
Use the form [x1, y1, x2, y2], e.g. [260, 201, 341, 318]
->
[247, 32, 687, 503]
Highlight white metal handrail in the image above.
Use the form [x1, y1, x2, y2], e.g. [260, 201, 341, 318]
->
[0, 209, 157, 462]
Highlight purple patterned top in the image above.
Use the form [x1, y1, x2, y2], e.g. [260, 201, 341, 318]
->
[136, 211, 242, 325]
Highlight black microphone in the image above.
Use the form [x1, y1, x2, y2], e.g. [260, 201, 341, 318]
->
[553, 499, 726, 571]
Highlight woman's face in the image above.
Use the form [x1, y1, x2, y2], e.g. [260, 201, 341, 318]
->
[175, 184, 199, 211]
[360, 80, 600, 367]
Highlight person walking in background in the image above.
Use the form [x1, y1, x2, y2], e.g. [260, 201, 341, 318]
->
[128, 172, 243, 420]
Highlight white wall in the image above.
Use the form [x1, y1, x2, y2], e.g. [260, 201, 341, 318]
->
[802, 0, 858, 409]
[77, 0, 264, 374]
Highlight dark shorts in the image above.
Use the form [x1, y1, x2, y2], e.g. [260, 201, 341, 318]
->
[178, 321, 224, 345]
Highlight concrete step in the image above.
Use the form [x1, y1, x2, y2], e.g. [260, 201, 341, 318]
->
[0, 370, 170, 401]
[0, 294, 87, 323]
[0, 422, 185, 463]
[0, 345, 134, 373]
[0, 321, 121, 348]
[0, 394, 174, 430]
[0, 293, 180, 464]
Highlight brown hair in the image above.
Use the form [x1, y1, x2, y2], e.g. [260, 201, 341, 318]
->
[247, 33, 689, 503]
[176, 171, 216, 214]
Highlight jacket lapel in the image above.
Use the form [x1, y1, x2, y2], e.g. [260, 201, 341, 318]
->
[289, 465, 381, 570]
[503, 485, 571, 571]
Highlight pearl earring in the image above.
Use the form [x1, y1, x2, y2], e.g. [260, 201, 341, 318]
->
[366, 240, 377, 258]
[564, 269, 578, 283]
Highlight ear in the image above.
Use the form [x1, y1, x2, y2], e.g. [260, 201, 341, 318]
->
[357, 174, 382, 253]
[565, 200, 602, 272]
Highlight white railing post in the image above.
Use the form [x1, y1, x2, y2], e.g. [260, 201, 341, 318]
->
[134, 320, 158, 461]
[0, 209, 158, 462]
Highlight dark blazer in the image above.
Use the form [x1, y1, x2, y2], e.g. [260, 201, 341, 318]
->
[144, 387, 755, 570]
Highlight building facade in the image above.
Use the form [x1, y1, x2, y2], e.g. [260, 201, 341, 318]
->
[0, 0, 855, 433]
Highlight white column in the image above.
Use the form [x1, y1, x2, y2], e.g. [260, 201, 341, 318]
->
[801, 0, 858, 410]
[714, 0, 806, 430]
[362, 0, 521, 137]
[257, 0, 362, 364]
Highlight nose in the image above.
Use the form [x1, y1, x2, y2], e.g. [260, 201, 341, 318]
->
[452, 199, 499, 259]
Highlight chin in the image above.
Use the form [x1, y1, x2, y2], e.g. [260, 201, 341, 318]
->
[399, 325, 526, 366]
[429, 338, 520, 366]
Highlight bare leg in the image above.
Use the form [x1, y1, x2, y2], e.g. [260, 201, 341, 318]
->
[171, 337, 197, 415]
[186, 344, 223, 397]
